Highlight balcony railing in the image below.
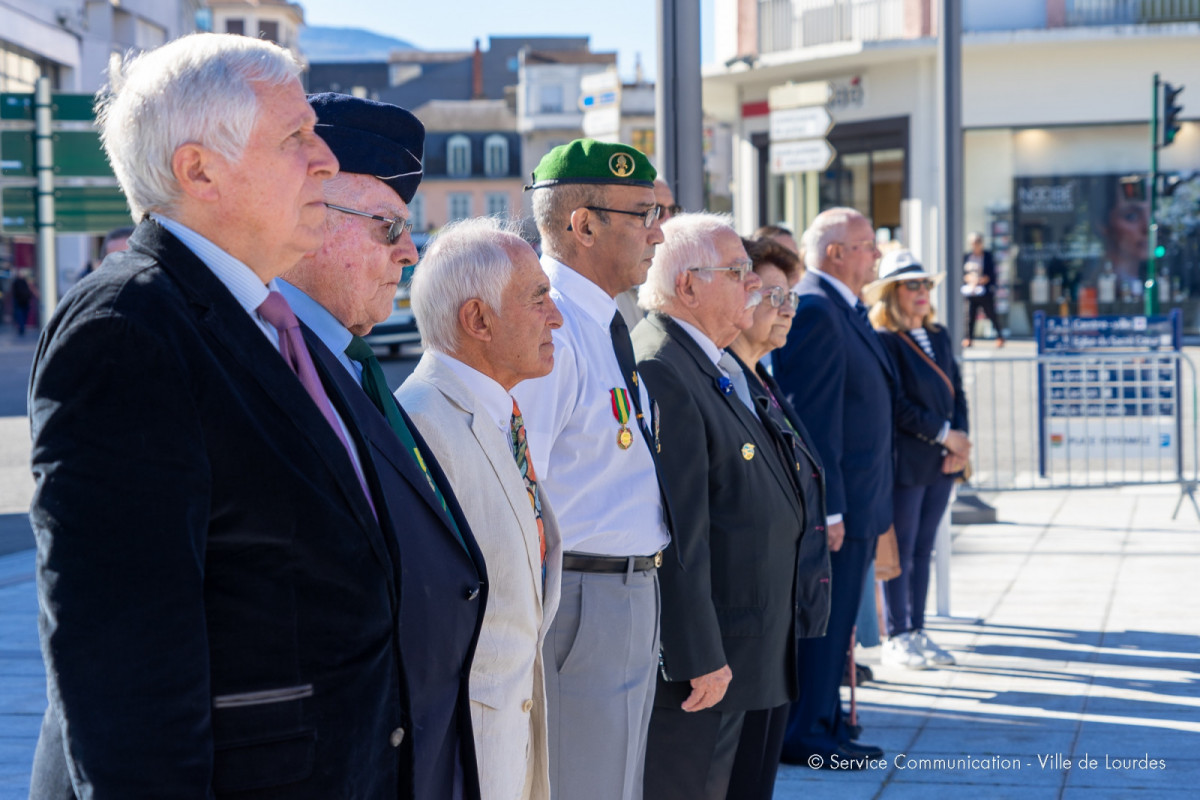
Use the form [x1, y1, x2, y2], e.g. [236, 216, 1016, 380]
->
[1066, 0, 1200, 25]
[759, 0, 909, 54]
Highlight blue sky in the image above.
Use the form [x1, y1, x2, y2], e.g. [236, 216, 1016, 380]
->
[299, 0, 714, 81]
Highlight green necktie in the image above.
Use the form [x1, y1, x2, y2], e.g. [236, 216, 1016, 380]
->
[344, 335, 465, 549]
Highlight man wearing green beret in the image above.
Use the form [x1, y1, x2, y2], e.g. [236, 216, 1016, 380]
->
[512, 139, 672, 800]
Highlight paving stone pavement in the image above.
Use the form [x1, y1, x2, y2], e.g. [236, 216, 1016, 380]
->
[1, 483, 1197, 797]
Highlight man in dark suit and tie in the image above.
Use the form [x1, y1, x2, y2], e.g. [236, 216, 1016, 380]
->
[28, 35, 417, 798]
[631, 212, 807, 799]
[279, 93, 487, 800]
[775, 207, 897, 768]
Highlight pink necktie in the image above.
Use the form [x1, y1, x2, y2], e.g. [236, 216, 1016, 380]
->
[257, 291, 375, 516]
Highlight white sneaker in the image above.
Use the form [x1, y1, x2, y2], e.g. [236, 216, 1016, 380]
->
[912, 630, 956, 666]
[882, 632, 928, 670]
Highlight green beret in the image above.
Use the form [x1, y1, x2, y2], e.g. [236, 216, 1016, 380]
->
[526, 138, 656, 190]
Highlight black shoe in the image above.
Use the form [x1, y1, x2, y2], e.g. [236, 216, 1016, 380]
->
[841, 663, 873, 686]
[841, 740, 883, 759]
[843, 721, 863, 741]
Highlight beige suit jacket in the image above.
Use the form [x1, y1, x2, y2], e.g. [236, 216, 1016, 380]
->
[396, 352, 562, 800]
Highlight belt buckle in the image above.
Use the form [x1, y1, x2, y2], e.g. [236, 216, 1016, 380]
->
[653, 551, 662, 568]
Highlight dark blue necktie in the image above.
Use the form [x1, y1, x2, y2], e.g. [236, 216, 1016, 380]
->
[855, 300, 871, 327]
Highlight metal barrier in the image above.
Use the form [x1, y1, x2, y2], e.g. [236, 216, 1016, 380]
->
[959, 351, 1198, 515]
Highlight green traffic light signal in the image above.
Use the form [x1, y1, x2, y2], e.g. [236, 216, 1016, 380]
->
[1154, 245, 1166, 258]
[1163, 82, 1184, 146]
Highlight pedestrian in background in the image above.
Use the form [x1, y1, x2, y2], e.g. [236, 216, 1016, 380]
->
[10, 271, 36, 336]
[867, 249, 970, 670]
[962, 232, 1004, 347]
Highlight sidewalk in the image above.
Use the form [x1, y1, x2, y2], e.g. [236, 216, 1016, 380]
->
[1, 484, 1198, 797]
[776, 484, 1200, 798]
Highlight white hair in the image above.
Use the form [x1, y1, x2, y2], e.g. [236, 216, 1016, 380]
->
[801, 207, 861, 271]
[410, 216, 531, 354]
[96, 33, 301, 219]
[638, 212, 732, 312]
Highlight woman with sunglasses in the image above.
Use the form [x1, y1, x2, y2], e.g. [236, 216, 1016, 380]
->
[865, 249, 970, 671]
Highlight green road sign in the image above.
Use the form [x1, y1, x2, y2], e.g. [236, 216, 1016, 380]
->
[2, 186, 130, 234]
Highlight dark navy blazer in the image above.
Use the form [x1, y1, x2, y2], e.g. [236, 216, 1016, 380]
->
[306, 330, 487, 800]
[878, 324, 969, 488]
[773, 270, 897, 541]
[28, 221, 411, 799]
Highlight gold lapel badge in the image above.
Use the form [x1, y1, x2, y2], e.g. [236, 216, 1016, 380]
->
[741, 443, 755, 461]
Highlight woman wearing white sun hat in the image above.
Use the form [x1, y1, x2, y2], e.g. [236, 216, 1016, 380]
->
[865, 249, 971, 671]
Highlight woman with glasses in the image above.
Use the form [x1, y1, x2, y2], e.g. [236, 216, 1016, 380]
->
[725, 236, 832, 798]
[864, 249, 970, 671]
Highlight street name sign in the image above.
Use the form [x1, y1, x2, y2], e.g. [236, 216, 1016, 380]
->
[769, 106, 833, 142]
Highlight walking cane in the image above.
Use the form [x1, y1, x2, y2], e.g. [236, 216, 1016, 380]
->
[848, 624, 857, 728]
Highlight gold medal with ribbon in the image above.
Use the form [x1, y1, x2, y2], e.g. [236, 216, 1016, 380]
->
[611, 388, 634, 449]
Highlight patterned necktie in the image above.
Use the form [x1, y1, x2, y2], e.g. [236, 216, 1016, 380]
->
[717, 350, 757, 416]
[343, 335, 465, 549]
[257, 292, 375, 515]
[510, 398, 546, 585]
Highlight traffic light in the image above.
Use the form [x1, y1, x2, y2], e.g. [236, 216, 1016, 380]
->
[1163, 82, 1184, 147]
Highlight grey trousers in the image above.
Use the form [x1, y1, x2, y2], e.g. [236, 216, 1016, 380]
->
[543, 566, 660, 800]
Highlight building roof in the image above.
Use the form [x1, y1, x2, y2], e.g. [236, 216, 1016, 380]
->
[524, 50, 617, 66]
[205, 0, 303, 18]
[413, 99, 516, 132]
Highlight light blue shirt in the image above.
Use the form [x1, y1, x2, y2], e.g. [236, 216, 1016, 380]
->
[151, 214, 279, 347]
[277, 279, 362, 384]
[809, 266, 860, 309]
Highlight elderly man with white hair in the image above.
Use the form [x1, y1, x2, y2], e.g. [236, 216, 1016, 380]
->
[631, 212, 810, 799]
[396, 217, 565, 800]
[27, 33, 419, 798]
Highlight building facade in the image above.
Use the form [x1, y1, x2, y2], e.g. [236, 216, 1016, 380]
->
[705, 0, 1200, 334]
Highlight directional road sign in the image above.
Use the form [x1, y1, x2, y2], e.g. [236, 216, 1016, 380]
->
[769, 106, 834, 142]
[769, 139, 837, 173]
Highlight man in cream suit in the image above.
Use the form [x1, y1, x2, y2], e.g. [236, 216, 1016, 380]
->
[397, 216, 565, 800]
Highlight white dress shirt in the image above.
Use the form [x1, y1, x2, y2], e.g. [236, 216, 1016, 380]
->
[512, 257, 670, 557]
[431, 350, 515, 437]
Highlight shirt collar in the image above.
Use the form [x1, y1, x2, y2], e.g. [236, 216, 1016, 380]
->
[276, 278, 354, 358]
[542, 255, 620, 329]
[431, 350, 515, 434]
[151, 213, 274, 314]
[670, 315, 723, 368]
[810, 266, 861, 308]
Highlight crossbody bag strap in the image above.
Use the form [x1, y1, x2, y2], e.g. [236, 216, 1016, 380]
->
[899, 330, 955, 399]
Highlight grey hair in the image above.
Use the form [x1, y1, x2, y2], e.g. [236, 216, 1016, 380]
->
[801, 207, 861, 271]
[530, 183, 607, 261]
[638, 212, 732, 312]
[410, 216, 531, 354]
[96, 33, 301, 219]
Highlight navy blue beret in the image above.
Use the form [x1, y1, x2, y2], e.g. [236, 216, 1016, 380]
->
[308, 92, 425, 203]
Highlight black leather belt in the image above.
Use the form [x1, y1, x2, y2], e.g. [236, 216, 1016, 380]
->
[562, 551, 663, 573]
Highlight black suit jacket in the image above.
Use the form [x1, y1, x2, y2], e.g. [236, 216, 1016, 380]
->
[632, 312, 804, 712]
[28, 220, 409, 798]
[305, 331, 487, 800]
[773, 271, 897, 541]
[963, 249, 997, 296]
[745, 361, 831, 640]
[878, 325, 968, 487]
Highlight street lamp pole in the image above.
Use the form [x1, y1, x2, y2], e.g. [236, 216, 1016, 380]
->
[656, 0, 704, 212]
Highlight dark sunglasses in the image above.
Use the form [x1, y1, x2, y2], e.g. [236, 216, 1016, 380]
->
[900, 279, 935, 291]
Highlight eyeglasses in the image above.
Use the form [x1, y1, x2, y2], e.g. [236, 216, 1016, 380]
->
[584, 205, 661, 229]
[689, 258, 753, 281]
[655, 203, 683, 220]
[324, 203, 414, 245]
[838, 239, 880, 254]
[762, 286, 801, 310]
[900, 279, 935, 292]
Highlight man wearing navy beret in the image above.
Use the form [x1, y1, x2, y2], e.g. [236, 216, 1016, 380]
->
[281, 92, 487, 800]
